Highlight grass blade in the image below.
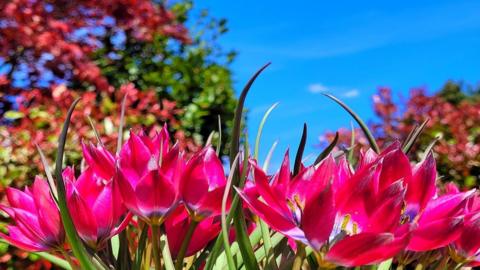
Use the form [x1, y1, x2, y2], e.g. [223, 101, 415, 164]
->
[263, 141, 278, 172]
[116, 94, 128, 155]
[323, 93, 380, 153]
[217, 115, 222, 156]
[293, 123, 307, 176]
[254, 102, 279, 160]
[221, 153, 240, 270]
[54, 98, 99, 270]
[314, 132, 338, 165]
[86, 116, 104, 147]
[229, 62, 270, 168]
[402, 118, 429, 154]
[35, 144, 58, 202]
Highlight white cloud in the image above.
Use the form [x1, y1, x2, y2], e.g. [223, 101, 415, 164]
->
[308, 83, 328, 93]
[308, 83, 360, 98]
[342, 89, 360, 98]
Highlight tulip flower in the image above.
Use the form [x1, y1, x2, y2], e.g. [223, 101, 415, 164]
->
[165, 205, 221, 258]
[180, 146, 228, 219]
[82, 142, 116, 181]
[327, 149, 412, 266]
[0, 177, 64, 252]
[63, 167, 131, 249]
[117, 128, 183, 225]
[236, 151, 337, 249]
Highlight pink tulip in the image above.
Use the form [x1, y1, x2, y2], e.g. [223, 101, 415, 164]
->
[82, 142, 116, 181]
[165, 205, 221, 258]
[327, 147, 412, 266]
[0, 177, 64, 252]
[180, 146, 228, 219]
[63, 167, 131, 249]
[236, 151, 336, 249]
[448, 190, 480, 266]
[116, 127, 183, 225]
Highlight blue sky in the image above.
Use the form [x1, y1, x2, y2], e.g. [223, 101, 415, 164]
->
[195, 0, 480, 168]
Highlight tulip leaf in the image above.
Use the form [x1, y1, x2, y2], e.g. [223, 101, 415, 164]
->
[207, 64, 269, 270]
[314, 132, 338, 165]
[348, 121, 355, 162]
[323, 93, 380, 153]
[402, 118, 429, 154]
[221, 153, 240, 270]
[293, 123, 307, 176]
[87, 116, 105, 147]
[35, 144, 58, 202]
[254, 102, 279, 160]
[229, 62, 270, 167]
[378, 258, 393, 270]
[133, 225, 149, 270]
[35, 252, 72, 270]
[116, 94, 128, 155]
[216, 115, 222, 156]
[263, 140, 278, 171]
[54, 98, 99, 270]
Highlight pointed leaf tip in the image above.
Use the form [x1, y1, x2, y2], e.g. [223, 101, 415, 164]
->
[322, 93, 379, 153]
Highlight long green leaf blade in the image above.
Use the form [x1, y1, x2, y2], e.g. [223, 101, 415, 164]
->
[54, 98, 99, 270]
[314, 131, 338, 165]
[293, 123, 307, 176]
[323, 93, 380, 153]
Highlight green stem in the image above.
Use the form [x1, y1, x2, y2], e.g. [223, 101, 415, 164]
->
[161, 235, 175, 270]
[151, 225, 162, 270]
[175, 220, 199, 270]
[57, 249, 76, 270]
[292, 243, 306, 270]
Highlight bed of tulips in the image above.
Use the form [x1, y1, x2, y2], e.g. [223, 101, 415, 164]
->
[1, 64, 479, 270]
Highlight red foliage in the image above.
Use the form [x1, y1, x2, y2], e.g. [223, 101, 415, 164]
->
[0, 0, 189, 92]
[1, 84, 199, 190]
[321, 87, 480, 186]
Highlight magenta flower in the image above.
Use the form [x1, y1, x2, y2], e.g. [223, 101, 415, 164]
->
[165, 205, 221, 258]
[327, 148, 412, 266]
[0, 177, 64, 252]
[63, 167, 131, 249]
[236, 151, 337, 249]
[180, 146, 228, 219]
[116, 128, 184, 225]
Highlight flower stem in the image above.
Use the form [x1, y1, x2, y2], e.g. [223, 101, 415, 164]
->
[174, 220, 199, 270]
[161, 234, 175, 270]
[292, 243, 306, 270]
[151, 225, 162, 270]
[59, 249, 79, 270]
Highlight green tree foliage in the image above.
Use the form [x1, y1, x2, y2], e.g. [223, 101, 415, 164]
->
[92, 1, 237, 154]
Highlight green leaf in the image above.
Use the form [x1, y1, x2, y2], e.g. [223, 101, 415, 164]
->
[229, 62, 270, 168]
[254, 102, 279, 160]
[35, 252, 72, 270]
[323, 93, 380, 153]
[133, 226, 149, 270]
[378, 258, 393, 270]
[314, 131, 338, 165]
[4, 110, 24, 120]
[221, 153, 240, 270]
[293, 123, 307, 176]
[54, 98, 99, 270]
[402, 118, 429, 154]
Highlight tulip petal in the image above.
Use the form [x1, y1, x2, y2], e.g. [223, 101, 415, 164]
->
[408, 216, 464, 251]
[0, 227, 46, 252]
[327, 224, 411, 266]
[234, 187, 301, 239]
[406, 152, 436, 211]
[68, 191, 98, 244]
[135, 170, 177, 218]
[302, 186, 335, 250]
[82, 143, 115, 180]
